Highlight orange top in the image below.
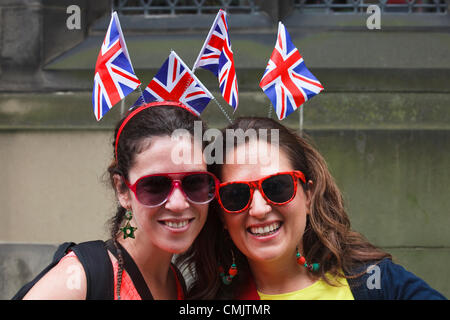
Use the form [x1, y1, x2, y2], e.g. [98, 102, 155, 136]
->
[61, 251, 184, 300]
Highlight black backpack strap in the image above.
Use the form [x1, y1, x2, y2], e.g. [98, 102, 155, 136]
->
[11, 240, 114, 300]
[11, 242, 76, 300]
[71, 240, 114, 300]
[53, 242, 77, 261]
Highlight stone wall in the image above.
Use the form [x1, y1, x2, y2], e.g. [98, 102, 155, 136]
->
[0, 0, 109, 91]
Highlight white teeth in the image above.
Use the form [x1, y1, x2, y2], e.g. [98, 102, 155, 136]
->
[250, 222, 281, 236]
[164, 220, 189, 228]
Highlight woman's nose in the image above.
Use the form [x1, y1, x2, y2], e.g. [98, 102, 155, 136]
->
[164, 181, 189, 212]
[248, 189, 271, 218]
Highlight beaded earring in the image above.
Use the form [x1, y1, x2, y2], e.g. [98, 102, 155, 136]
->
[120, 209, 137, 239]
[296, 247, 320, 272]
[219, 250, 238, 285]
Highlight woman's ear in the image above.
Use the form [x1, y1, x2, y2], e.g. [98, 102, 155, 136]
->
[305, 180, 313, 215]
[113, 174, 131, 209]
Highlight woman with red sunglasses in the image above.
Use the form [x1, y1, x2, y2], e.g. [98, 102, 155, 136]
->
[182, 117, 445, 300]
[16, 102, 219, 300]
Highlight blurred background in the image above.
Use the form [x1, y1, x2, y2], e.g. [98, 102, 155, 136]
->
[0, 0, 449, 299]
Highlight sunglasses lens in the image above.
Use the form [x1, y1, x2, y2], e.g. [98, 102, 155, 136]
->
[261, 174, 295, 204]
[182, 173, 216, 203]
[219, 183, 251, 212]
[135, 176, 172, 206]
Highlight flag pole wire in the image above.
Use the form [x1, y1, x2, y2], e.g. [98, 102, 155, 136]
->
[212, 96, 233, 124]
[120, 98, 125, 117]
[268, 104, 272, 118]
[137, 83, 145, 101]
[135, 84, 145, 108]
[191, 66, 233, 124]
[299, 105, 304, 137]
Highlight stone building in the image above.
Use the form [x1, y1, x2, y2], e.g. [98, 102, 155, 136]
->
[0, 0, 449, 299]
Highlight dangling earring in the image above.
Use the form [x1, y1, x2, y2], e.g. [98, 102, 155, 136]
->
[120, 209, 137, 239]
[296, 247, 320, 272]
[219, 250, 238, 285]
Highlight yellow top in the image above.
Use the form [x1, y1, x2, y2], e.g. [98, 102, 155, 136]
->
[257, 274, 354, 300]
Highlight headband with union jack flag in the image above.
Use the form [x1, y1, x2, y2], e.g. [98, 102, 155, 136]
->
[131, 51, 213, 116]
[92, 11, 141, 121]
[260, 22, 324, 120]
[193, 9, 238, 110]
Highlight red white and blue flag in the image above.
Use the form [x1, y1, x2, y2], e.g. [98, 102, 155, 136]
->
[132, 51, 213, 116]
[192, 9, 238, 110]
[260, 22, 324, 120]
[92, 11, 141, 121]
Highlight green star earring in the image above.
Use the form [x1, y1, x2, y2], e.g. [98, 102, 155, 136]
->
[120, 210, 137, 239]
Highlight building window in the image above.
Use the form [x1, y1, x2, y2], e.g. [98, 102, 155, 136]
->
[113, 0, 259, 16]
[294, 0, 448, 14]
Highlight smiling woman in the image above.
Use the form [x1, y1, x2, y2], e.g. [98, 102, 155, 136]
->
[13, 101, 219, 300]
[184, 116, 446, 300]
[104, 102, 218, 299]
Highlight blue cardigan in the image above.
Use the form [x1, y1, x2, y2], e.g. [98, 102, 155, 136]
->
[238, 258, 446, 300]
[346, 258, 446, 300]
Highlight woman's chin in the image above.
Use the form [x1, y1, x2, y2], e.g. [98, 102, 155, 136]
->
[158, 240, 194, 254]
[246, 245, 287, 263]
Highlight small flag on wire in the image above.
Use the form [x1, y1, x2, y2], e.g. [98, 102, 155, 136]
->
[92, 11, 141, 121]
[192, 9, 238, 110]
[259, 22, 324, 120]
[131, 51, 213, 116]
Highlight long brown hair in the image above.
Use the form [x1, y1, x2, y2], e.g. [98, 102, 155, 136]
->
[179, 117, 391, 299]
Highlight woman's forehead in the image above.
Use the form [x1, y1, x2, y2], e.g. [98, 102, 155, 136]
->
[221, 141, 293, 182]
[130, 136, 206, 178]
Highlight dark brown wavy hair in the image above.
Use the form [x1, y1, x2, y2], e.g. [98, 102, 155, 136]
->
[177, 117, 391, 299]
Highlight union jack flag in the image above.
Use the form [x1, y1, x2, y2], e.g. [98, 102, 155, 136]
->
[192, 9, 238, 110]
[260, 22, 324, 120]
[92, 12, 141, 121]
[132, 51, 213, 116]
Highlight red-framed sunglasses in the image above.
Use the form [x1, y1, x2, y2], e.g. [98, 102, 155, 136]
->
[125, 172, 219, 207]
[217, 171, 306, 214]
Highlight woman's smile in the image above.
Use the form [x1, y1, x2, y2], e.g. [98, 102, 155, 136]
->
[158, 217, 195, 233]
[247, 220, 283, 240]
